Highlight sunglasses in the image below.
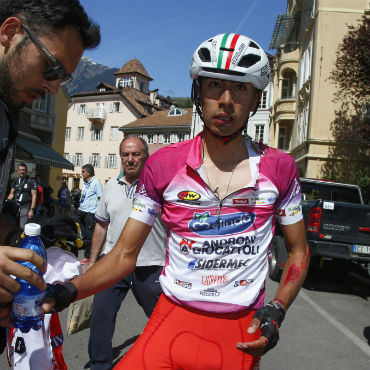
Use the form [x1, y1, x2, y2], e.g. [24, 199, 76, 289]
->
[22, 24, 73, 86]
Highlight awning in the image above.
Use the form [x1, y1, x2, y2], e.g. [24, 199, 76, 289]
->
[16, 137, 74, 170]
[270, 13, 301, 50]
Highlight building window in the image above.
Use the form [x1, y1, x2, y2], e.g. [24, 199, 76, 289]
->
[65, 127, 71, 141]
[33, 95, 48, 112]
[90, 154, 101, 168]
[168, 107, 184, 116]
[140, 82, 144, 92]
[111, 127, 119, 141]
[163, 134, 171, 144]
[278, 127, 288, 150]
[106, 154, 117, 168]
[255, 125, 264, 142]
[75, 153, 83, 167]
[79, 104, 87, 114]
[113, 102, 121, 113]
[178, 134, 185, 142]
[258, 91, 267, 109]
[63, 153, 70, 161]
[119, 77, 133, 88]
[91, 128, 103, 141]
[77, 127, 84, 141]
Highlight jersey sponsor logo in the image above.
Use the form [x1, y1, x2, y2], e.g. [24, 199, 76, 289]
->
[147, 208, 158, 217]
[136, 184, 148, 196]
[287, 205, 301, 217]
[187, 258, 250, 271]
[51, 334, 64, 349]
[133, 198, 146, 209]
[179, 238, 195, 255]
[201, 274, 228, 286]
[234, 279, 253, 287]
[189, 211, 256, 236]
[133, 207, 143, 213]
[232, 199, 249, 205]
[200, 288, 220, 297]
[277, 209, 286, 216]
[177, 190, 201, 205]
[193, 244, 260, 256]
[174, 278, 192, 289]
[15, 337, 26, 355]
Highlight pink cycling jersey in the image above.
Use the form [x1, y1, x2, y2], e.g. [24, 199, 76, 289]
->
[130, 133, 303, 313]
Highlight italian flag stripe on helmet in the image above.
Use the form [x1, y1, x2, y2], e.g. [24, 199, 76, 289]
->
[217, 33, 241, 70]
[225, 34, 240, 70]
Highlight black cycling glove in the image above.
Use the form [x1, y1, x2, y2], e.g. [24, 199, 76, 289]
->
[253, 301, 286, 353]
[45, 282, 78, 312]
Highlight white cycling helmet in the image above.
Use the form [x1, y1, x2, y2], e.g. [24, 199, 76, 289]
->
[190, 33, 270, 90]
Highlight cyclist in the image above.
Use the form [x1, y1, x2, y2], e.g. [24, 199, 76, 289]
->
[44, 33, 309, 370]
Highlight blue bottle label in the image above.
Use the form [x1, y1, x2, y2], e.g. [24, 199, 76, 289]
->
[12, 292, 45, 317]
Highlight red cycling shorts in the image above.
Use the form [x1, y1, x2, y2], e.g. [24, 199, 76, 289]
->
[114, 294, 261, 370]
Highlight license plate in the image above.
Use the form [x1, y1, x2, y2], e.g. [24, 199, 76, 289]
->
[353, 244, 370, 255]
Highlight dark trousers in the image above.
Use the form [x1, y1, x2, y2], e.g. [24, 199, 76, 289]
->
[77, 210, 96, 258]
[88, 265, 163, 370]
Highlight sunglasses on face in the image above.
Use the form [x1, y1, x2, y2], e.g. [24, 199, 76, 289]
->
[22, 24, 73, 86]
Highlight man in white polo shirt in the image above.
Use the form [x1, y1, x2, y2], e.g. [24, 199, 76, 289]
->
[85, 136, 166, 370]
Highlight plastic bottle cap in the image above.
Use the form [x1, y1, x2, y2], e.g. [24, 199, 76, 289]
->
[24, 223, 41, 237]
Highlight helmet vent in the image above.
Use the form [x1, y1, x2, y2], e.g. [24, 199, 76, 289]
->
[198, 48, 211, 62]
[238, 54, 261, 68]
[249, 41, 259, 49]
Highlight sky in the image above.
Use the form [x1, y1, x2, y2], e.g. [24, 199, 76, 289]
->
[79, 0, 287, 97]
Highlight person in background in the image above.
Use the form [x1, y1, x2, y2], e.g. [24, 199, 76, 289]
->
[34, 175, 44, 216]
[86, 136, 166, 370]
[0, 0, 100, 337]
[7, 163, 37, 229]
[57, 182, 71, 215]
[77, 164, 102, 261]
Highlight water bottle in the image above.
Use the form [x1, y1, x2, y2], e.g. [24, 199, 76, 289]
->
[12, 223, 47, 333]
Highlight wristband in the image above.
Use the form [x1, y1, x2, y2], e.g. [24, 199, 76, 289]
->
[45, 282, 78, 312]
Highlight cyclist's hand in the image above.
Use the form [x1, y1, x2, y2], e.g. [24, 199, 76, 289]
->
[236, 301, 285, 356]
[42, 282, 78, 313]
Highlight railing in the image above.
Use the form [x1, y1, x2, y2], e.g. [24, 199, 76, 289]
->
[86, 109, 106, 121]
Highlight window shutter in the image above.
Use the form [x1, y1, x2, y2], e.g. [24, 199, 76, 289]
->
[119, 102, 123, 113]
[114, 155, 117, 168]
[72, 155, 76, 165]
[81, 155, 84, 166]
[158, 134, 163, 144]
[109, 103, 113, 113]
[77, 105, 80, 115]
[88, 155, 92, 164]
[97, 156, 101, 168]
[153, 134, 157, 144]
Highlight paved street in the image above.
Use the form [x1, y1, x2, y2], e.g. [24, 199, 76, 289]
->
[1, 262, 369, 370]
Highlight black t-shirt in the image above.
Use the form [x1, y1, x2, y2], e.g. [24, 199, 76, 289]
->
[11, 176, 38, 206]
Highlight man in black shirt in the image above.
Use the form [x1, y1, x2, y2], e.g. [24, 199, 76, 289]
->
[7, 163, 38, 229]
[0, 0, 100, 335]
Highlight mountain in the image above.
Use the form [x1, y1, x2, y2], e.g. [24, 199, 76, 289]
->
[67, 57, 119, 95]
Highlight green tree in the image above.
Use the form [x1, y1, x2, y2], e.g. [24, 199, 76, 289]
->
[322, 16, 370, 203]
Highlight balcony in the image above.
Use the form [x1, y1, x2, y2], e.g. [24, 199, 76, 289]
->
[86, 108, 106, 124]
[273, 98, 297, 122]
